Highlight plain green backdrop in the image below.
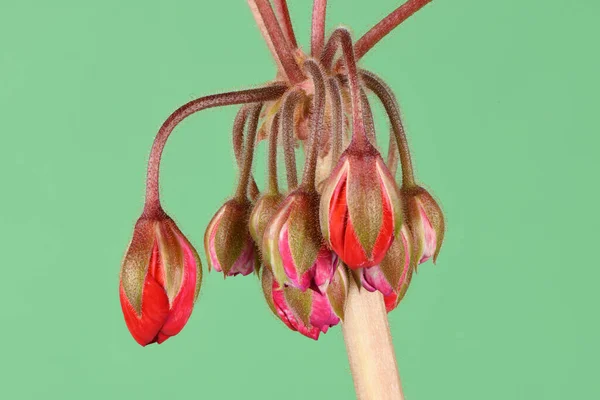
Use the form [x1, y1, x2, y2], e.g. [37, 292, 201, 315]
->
[1, 0, 598, 399]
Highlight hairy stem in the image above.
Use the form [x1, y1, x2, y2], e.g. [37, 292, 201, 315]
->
[280, 88, 304, 190]
[322, 28, 369, 150]
[248, 0, 304, 83]
[273, 0, 298, 49]
[143, 84, 286, 217]
[387, 128, 399, 176]
[327, 77, 343, 166]
[311, 0, 327, 57]
[300, 60, 327, 191]
[267, 113, 281, 194]
[355, 0, 433, 60]
[342, 279, 404, 400]
[361, 70, 416, 187]
[361, 88, 377, 145]
[235, 104, 263, 200]
[232, 106, 260, 200]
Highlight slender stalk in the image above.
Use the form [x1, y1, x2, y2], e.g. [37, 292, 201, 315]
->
[300, 60, 326, 190]
[311, 0, 327, 57]
[273, 0, 298, 49]
[247, 0, 304, 83]
[387, 128, 399, 176]
[267, 113, 281, 194]
[232, 106, 260, 200]
[321, 28, 369, 150]
[279, 88, 304, 190]
[361, 70, 416, 187]
[342, 279, 404, 400]
[327, 77, 343, 165]
[143, 84, 286, 217]
[354, 0, 433, 60]
[235, 104, 263, 200]
[361, 88, 377, 145]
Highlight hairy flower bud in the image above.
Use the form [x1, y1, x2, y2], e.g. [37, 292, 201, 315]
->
[263, 190, 337, 291]
[320, 149, 402, 269]
[119, 214, 202, 346]
[249, 193, 284, 245]
[261, 266, 348, 340]
[204, 199, 258, 277]
[401, 185, 445, 264]
[361, 225, 414, 309]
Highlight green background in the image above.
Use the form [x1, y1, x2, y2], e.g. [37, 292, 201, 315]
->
[1, 0, 598, 398]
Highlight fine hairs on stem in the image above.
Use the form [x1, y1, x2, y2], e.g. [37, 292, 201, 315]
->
[279, 88, 304, 190]
[143, 84, 287, 217]
[327, 77, 344, 167]
[232, 106, 260, 200]
[267, 113, 281, 194]
[235, 104, 263, 201]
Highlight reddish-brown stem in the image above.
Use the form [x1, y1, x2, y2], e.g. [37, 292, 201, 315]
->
[311, 0, 327, 57]
[279, 88, 304, 191]
[300, 60, 327, 191]
[327, 77, 343, 166]
[361, 70, 416, 187]
[248, 0, 304, 83]
[143, 84, 287, 217]
[235, 104, 263, 200]
[322, 28, 369, 150]
[232, 106, 260, 200]
[267, 113, 281, 194]
[387, 127, 399, 176]
[273, 0, 298, 49]
[354, 0, 433, 60]
[361, 88, 377, 145]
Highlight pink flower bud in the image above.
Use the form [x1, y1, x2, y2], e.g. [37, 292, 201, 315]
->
[204, 199, 259, 277]
[401, 186, 445, 265]
[360, 225, 414, 311]
[320, 149, 403, 269]
[119, 214, 202, 346]
[263, 190, 337, 292]
[261, 266, 348, 340]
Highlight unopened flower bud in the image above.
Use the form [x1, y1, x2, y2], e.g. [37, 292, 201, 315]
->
[263, 190, 337, 291]
[261, 266, 348, 340]
[320, 148, 402, 269]
[119, 213, 202, 346]
[204, 199, 258, 277]
[249, 193, 284, 245]
[401, 185, 445, 264]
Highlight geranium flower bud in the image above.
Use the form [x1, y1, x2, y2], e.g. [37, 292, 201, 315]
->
[119, 214, 202, 346]
[401, 185, 445, 264]
[204, 199, 259, 277]
[361, 225, 413, 303]
[261, 266, 348, 340]
[263, 190, 337, 291]
[249, 193, 284, 245]
[320, 148, 403, 269]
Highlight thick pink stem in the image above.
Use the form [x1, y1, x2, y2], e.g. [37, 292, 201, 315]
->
[248, 0, 304, 83]
[273, 0, 298, 49]
[143, 84, 287, 217]
[354, 0, 433, 60]
[311, 0, 327, 57]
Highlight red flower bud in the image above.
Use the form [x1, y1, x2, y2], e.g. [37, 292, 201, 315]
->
[119, 214, 202, 346]
[320, 149, 403, 269]
[204, 199, 259, 277]
[263, 190, 336, 291]
[261, 266, 348, 340]
[401, 185, 445, 265]
[360, 225, 414, 312]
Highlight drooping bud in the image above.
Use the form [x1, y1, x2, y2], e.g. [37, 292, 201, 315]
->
[249, 193, 284, 245]
[119, 213, 202, 346]
[261, 266, 348, 340]
[263, 190, 337, 291]
[320, 147, 403, 269]
[401, 185, 445, 264]
[204, 199, 258, 277]
[361, 225, 413, 309]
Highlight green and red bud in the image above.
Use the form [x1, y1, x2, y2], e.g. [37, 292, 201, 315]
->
[204, 199, 259, 277]
[320, 148, 403, 270]
[119, 213, 202, 346]
[401, 185, 445, 265]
